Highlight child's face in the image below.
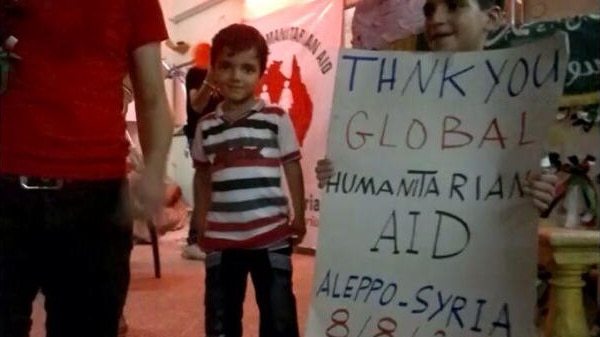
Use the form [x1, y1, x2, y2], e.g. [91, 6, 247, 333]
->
[214, 47, 261, 106]
[423, 0, 500, 51]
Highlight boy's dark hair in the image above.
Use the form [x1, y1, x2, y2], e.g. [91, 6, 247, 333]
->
[477, 0, 504, 9]
[211, 24, 269, 75]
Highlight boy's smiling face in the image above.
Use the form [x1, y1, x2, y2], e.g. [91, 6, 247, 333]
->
[214, 46, 261, 108]
[423, 0, 502, 52]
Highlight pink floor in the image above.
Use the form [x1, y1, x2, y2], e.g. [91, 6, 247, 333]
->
[30, 237, 316, 337]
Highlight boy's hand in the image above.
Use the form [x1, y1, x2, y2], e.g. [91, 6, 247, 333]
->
[290, 217, 306, 246]
[206, 67, 216, 85]
[524, 171, 567, 212]
[315, 158, 335, 189]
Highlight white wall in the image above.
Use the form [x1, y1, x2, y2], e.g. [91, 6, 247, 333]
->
[160, 0, 330, 66]
[160, 0, 244, 66]
[244, 0, 314, 20]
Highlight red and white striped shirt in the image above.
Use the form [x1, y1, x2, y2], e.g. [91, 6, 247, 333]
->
[192, 100, 301, 250]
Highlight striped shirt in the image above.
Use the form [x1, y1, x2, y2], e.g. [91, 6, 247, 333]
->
[191, 99, 301, 250]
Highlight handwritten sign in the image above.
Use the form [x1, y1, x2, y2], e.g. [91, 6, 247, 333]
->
[487, 15, 599, 106]
[305, 35, 568, 337]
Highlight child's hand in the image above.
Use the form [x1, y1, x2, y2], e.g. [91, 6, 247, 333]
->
[290, 217, 306, 246]
[206, 67, 216, 83]
[525, 171, 567, 212]
[315, 158, 335, 188]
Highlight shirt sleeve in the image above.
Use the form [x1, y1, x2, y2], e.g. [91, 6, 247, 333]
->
[278, 111, 302, 163]
[191, 122, 210, 168]
[129, 0, 169, 50]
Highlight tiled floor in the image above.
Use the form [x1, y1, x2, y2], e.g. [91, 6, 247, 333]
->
[30, 229, 316, 337]
[26, 227, 596, 337]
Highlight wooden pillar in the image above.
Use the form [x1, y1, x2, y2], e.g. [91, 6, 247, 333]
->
[538, 226, 600, 337]
[545, 264, 589, 337]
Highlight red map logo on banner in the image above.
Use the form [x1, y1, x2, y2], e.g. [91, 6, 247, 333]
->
[256, 55, 313, 146]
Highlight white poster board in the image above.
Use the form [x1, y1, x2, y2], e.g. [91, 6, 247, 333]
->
[306, 35, 568, 337]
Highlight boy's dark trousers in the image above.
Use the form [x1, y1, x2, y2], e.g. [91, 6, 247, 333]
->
[0, 175, 132, 337]
[205, 246, 300, 337]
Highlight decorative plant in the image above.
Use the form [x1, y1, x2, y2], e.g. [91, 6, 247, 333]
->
[541, 152, 598, 228]
[0, 0, 23, 94]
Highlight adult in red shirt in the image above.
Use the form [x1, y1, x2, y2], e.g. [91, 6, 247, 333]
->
[0, 1, 173, 336]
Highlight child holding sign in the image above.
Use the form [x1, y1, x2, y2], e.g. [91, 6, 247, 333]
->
[315, 0, 560, 210]
[191, 24, 305, 337]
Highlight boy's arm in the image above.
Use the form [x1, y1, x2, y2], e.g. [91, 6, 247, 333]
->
[193, 165, 212, 247]
[189, 87, 212, 113]
[283, 160, 306, 245]
[190, 70, 216, 113]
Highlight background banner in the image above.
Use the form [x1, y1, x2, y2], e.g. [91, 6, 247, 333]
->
[246, 0, 344, 250]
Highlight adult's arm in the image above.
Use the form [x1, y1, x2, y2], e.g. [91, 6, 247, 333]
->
[129, 42, 174, 218]
[130, 42, 173, 178]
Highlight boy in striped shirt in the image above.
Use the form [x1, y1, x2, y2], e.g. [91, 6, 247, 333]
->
[191, 24, 305, 337]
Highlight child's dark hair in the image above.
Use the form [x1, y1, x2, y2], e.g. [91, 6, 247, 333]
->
[424, 0, 504, 18]
[478, 0, 504, 9]
[211, 24, 269, 75]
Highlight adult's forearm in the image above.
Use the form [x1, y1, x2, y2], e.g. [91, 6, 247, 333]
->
[136, 97, 173, 176]
[130, 42, 174, 177]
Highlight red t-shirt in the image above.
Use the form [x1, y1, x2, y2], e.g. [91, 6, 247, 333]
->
[0, 0, 168, 179]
